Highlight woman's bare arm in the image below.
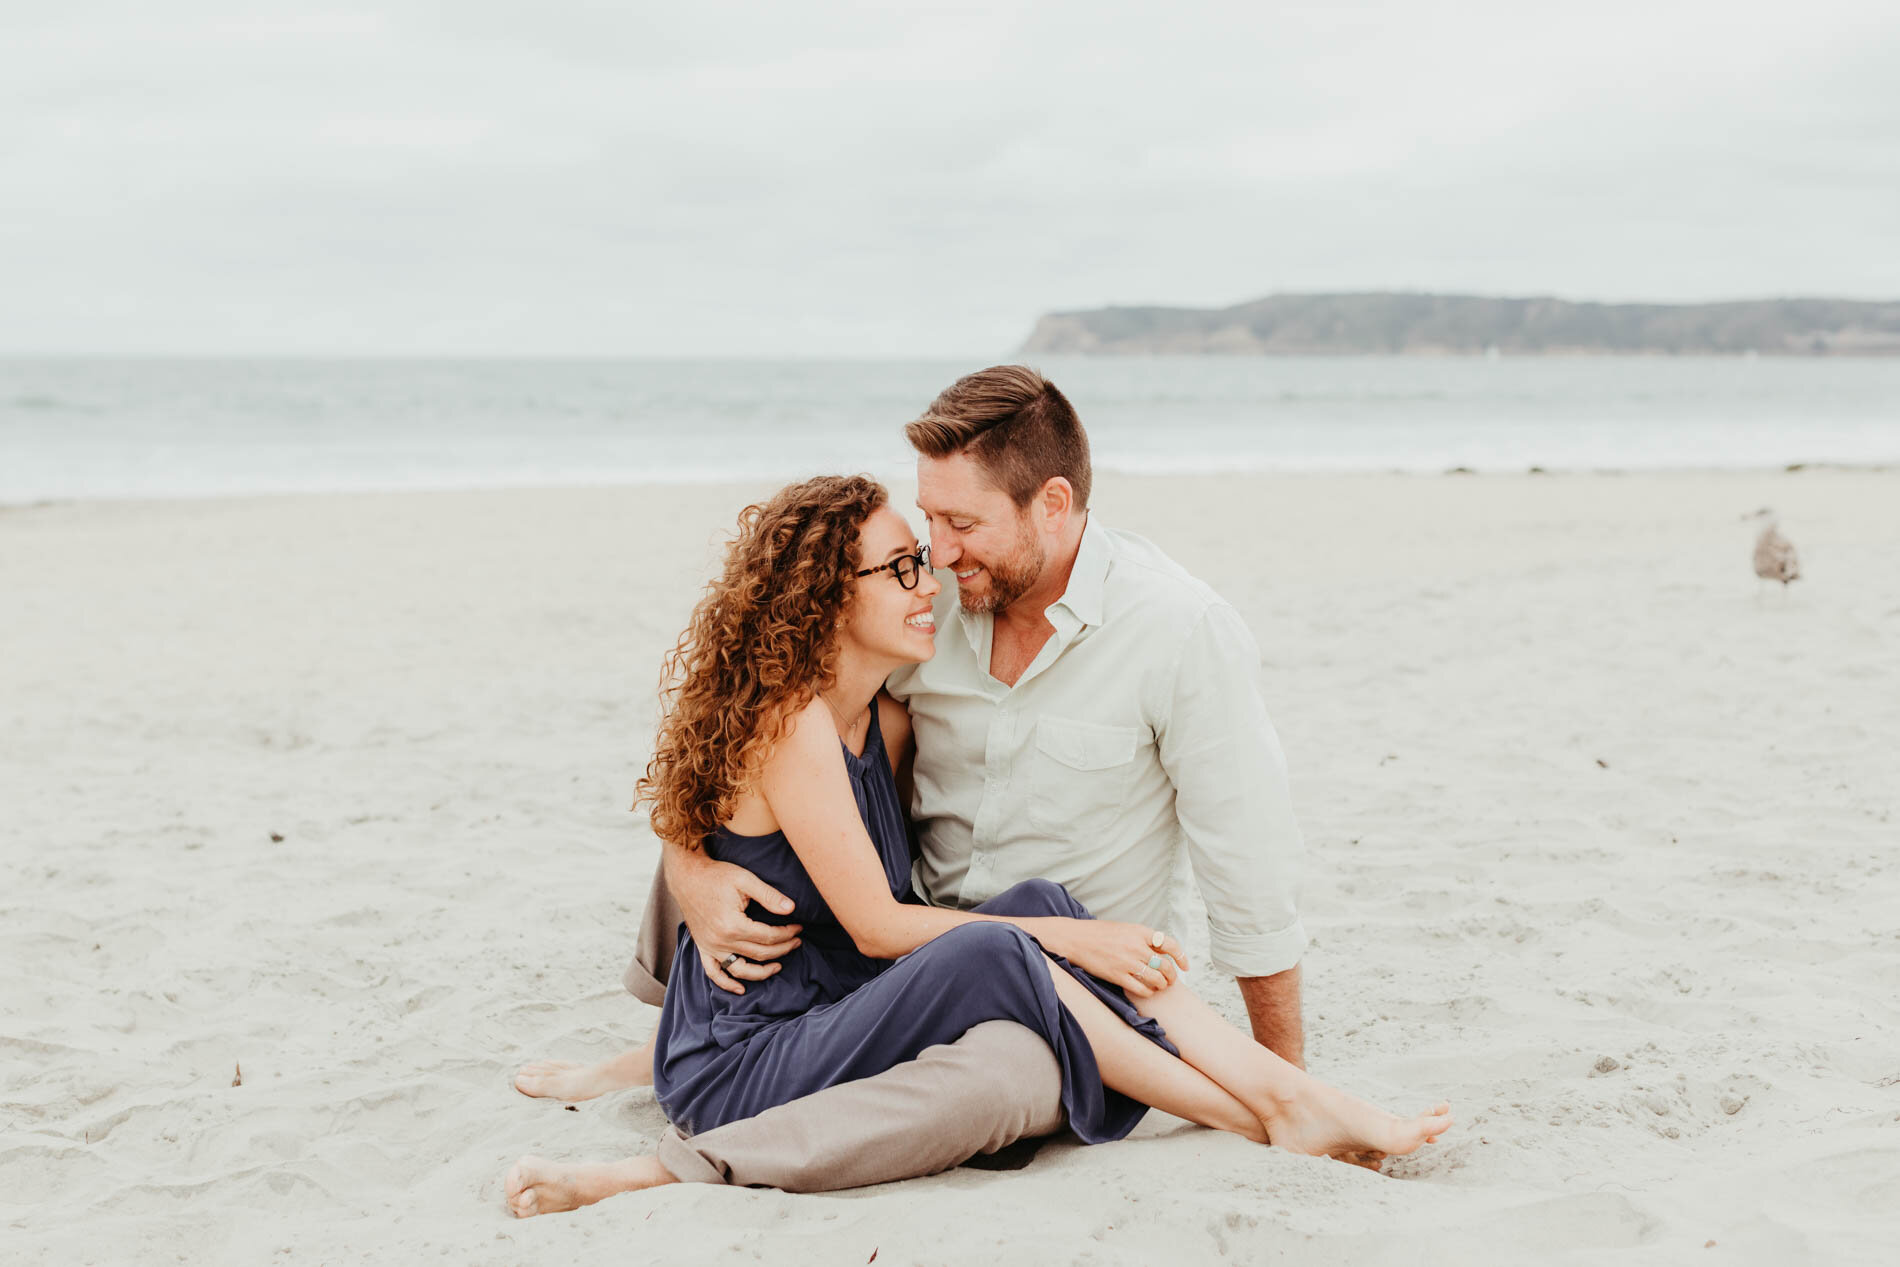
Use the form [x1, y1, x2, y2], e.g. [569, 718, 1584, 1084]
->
[758, 699, 1185, 995]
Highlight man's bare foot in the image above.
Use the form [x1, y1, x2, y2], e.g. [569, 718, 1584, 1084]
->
[1336, 1148, 1390, 1172]
[504, 1154, 673, 1218]
[514, 1043, 653, 1101]
[1257, 1074, 1452, 1165]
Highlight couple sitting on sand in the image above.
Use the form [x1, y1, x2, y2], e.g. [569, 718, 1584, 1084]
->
[504, 366, 1451, 1216]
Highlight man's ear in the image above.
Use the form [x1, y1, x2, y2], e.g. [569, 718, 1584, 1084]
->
[1037, 477, 1075, 531]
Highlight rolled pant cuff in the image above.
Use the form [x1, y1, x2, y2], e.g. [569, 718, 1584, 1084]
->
[656, 1126, 727, 1185]
[622, 954, 667, 1008]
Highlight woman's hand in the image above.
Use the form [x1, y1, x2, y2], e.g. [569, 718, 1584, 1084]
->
[1044, 920, 1189, 999]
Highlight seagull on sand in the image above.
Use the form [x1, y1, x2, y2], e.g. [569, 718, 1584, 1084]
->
[1750, 510, 1800, 593]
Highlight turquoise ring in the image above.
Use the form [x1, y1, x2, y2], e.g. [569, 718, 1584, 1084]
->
[1147, 955, 1164, 972]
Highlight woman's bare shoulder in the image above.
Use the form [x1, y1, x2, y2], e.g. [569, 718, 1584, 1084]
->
[727, 697, 836, 832]
[760, 696, 836, 766]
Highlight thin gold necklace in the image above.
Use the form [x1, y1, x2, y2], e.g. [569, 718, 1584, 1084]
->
[820, 690, 867, 741]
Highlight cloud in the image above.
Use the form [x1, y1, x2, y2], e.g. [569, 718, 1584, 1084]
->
[1, 0, 1896, 354]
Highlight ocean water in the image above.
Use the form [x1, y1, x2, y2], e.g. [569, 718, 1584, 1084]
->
[3, 356, 1898, 503]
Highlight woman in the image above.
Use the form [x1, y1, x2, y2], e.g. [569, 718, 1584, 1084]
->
[505, 476, 1449, 1217]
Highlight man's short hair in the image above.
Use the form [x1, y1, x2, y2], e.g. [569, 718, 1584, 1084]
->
[904, 365, 1092, 511]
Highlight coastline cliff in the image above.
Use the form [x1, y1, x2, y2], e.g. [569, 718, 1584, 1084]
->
[1017, 293, 1900, 355]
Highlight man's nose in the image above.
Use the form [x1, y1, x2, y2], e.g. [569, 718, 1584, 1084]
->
[929, 527, 958, 567]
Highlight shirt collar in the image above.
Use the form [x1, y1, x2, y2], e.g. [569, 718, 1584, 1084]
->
[1051, 511, 1109, 630]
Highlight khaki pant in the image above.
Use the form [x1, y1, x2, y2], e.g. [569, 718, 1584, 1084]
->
[626, 869, 1065, 1191]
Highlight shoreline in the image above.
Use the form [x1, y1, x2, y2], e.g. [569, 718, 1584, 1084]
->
[4, 460, 1897, 512]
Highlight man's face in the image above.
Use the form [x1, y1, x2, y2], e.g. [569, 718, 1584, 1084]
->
[915, 453, 1046, 615]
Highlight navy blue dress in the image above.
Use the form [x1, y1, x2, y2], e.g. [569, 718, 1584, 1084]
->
[651, 703, 1177, 1141]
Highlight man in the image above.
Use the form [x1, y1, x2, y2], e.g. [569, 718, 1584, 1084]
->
[526, 365, 1307, 1191]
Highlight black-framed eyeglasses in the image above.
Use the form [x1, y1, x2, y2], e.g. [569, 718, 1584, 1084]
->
[855, 544, 931, 590]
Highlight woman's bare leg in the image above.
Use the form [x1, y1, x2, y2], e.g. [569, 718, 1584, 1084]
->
[1046, 962, 1449, 1160]
[515, 1029, 656, 1101]
[505, 1153, 676, 1217]
[1043, 967, 1267, 1141]
[1133, 983, 1452, 1160]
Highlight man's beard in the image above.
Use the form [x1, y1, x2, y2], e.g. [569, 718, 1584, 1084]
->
[957, 522, 1046, 616]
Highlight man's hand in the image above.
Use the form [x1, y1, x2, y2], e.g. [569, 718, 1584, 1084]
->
[664, 844, 802, 996]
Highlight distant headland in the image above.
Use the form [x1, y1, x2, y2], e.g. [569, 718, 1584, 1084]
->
[1017, 293, 1900, 356]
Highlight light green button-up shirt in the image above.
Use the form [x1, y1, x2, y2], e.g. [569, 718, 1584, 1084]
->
[886, 513, 1307, 978]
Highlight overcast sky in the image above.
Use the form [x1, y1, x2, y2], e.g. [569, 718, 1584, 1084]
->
[4, 1, 1897, 356]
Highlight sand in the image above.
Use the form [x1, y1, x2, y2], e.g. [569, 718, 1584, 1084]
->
[3, 470, 1897, 1265]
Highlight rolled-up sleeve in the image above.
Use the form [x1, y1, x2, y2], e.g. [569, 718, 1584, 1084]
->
[1155, 603, 1307, 979]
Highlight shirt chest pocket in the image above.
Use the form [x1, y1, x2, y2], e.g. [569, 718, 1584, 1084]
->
[1027, 717, 1142, 836]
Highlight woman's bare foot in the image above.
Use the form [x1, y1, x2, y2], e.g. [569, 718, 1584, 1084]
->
[1257, 1074, 1452, 1164]
[504, 1154, 674, 1218]
[514, 1041, 653, 1101]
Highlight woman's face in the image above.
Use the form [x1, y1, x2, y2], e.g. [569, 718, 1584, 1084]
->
[840, 506, 941, 666]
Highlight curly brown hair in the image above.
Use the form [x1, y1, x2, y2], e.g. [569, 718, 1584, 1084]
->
[635, 474, 889, 849]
